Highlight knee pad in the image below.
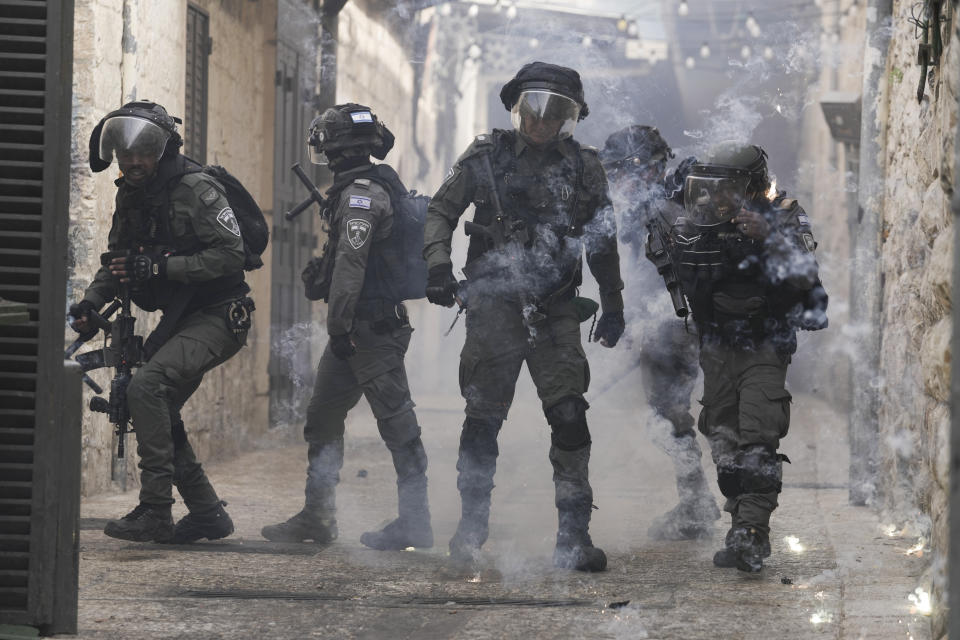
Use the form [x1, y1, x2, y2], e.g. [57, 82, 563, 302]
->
[546, 396, 591, 451]
[716, 460, 741, 498]
[460, 416, 502, 460]
[736, 444, 783, 495]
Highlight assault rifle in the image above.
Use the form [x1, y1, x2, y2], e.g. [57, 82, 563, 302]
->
[69, 250, 144, 459]
[645, 219, 689, 318]
[284, 163, 329, 221]
[461, 153, 544, 344]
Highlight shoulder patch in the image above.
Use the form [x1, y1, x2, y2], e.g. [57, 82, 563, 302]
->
[346, 218, 372, 249]
[797, 212, 810, 226]
[801, 232, 817, 252]
[200, 187, 220, 205]
[348, 195, 372, 210]
[216, 207, 241, 236]
[353, 178, 371, 189]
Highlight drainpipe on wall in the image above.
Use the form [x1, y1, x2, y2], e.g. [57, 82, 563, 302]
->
[848, 0, 892, 506]
[120, 0, 138, 104]
[318, 0, 348, 111]
[949, 11, 960, 635]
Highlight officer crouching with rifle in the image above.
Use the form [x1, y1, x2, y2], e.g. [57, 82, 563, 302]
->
[663, 142, 828, 573]
[600, 125, 720, 541]
[68, 102, 252, 544]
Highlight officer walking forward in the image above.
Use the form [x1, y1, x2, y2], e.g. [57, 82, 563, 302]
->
[424, 63, 625, 572]
[665, 142, 827, 572]
[262, 104, 433, 550]
[69, 101, 252, 544]
[600, 125, 720, 541]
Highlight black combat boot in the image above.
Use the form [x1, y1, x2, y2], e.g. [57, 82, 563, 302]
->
[713, 525, 770, 570]
[550, 444, 607, 572]
[172, 501, 234, 544]
[263, 440, 341, 543]
[261, 504, 338, 543]
[361, 438, 433, 550]
[448, 417, 501, 566]
[103, 503, 174, 543]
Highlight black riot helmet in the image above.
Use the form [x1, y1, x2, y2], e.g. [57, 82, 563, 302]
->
[683, 141, 770, 227]
[88, 101, 183, 173]
[307, 103, 395, 167]
[600, 125, 675, 180]
[499, 62, 589, 146]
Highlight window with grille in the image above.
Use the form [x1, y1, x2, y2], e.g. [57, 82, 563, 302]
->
[185, 4, 209, 163]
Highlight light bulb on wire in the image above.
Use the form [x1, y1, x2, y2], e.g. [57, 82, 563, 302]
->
[699, 42, 710, 58]
[678, 0, 689, 17]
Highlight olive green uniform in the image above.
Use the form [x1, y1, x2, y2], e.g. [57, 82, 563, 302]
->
[83, 162, 250, 510]
[425, 129, 623, 555]
[297, 168, 428, 537]
[671, 194, 822, 538]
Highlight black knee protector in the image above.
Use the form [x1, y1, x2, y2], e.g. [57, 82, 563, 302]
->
[460, 416, 502, 459]
[171, 419, 187, 450]
[716, 460, 741, 498]
[736, 444, 783, 495]
[546, 396, 591, 451]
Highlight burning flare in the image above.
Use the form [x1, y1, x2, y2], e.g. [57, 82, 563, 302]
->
[908, 587, 931, 615]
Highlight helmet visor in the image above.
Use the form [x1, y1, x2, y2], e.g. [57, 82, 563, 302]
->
[98, 116, 170, 165]
[308, 126, 329, 165]
[683, 174, 750, 226]
[510, 90, 580, 145]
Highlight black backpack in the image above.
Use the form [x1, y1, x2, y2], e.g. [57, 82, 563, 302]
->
[364, 165, 429, 301]
[202, 165, 269, 271]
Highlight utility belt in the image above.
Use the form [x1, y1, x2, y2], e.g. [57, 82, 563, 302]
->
[354, 299, 409, 334]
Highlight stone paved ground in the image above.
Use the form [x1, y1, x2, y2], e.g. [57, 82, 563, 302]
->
[62, 375, 934, 640]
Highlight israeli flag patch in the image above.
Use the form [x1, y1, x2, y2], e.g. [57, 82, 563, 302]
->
[350, 111, 374, 123]
[797, 213, 810, 226]
[349, 195, 371, 210]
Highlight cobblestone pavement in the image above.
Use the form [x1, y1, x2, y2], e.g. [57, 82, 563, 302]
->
[64, 378, 933, 640]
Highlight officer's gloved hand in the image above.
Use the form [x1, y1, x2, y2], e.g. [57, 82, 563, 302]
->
[329, 333, 356, 360]
[68, 300, 97, 335]
[425, 264, 458, 307]
[592, 311, 625, 348]
[108, 248, 168, 284]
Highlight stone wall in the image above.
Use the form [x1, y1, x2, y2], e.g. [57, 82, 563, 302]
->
[68, 0, 278, 496]
[801, 2, 957, 636]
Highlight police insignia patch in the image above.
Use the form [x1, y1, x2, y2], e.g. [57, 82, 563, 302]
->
[216, 207, 241, 236]
[348, 195, 371, 210]
[797, 213, 810, 226]
[801, 233, 817, 252]
[347, 218, 372, 250]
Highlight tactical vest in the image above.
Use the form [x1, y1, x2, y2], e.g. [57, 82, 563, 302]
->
[324, 166, 407, 306]
[464, 130, 600, 297]
[675, 220, 797, 353]
[113, 155, 247, 312]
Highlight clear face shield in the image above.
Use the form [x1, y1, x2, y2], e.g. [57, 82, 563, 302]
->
[683, 172, 751, 226]
[98, 115, 170, 165]
[307, 126, 329, 165]
[510, 90, 581, 146]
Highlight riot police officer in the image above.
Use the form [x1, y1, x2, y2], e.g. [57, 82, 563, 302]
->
[424, 62, 625, 572]
[600, 125, 720, 541]
[666, 142, 827, 572]
[261, 104, 433, 551]
[69, 101, 252, 543]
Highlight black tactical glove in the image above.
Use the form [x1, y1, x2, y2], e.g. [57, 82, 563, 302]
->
[329, 333, 356, 360]
[592, 311, 625, 348]
[425, 264, 458, 307]
[109, 249, 168, 284]
[67, 300, 97, 335]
